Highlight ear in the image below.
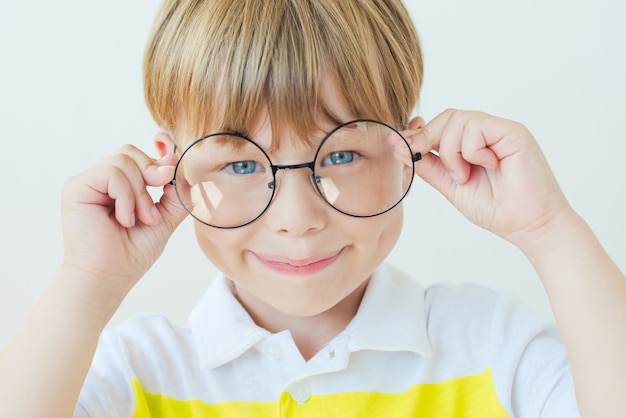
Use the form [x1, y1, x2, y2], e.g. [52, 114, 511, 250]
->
[154, 131, 176, 157]
[408, 116, 425, 130]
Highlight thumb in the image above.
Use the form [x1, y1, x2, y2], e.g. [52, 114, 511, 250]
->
[154, 181, 189, 236]
[413, 150, 457, 197]
[400, 128, 457, 194]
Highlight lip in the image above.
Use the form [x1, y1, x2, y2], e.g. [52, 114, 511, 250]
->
[252, 249, 344, 276]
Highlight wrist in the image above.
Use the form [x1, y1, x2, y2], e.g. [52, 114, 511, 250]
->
[514, 208, 597, 281]
[53, 263, 132, 328]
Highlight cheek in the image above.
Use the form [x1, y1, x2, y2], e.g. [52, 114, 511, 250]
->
[346, 204, 404, 257]
[192, 204, 404, 276]
[377, 203, 404, 235]
[375, 205, 404, 252]
[193, 223, 248, 271]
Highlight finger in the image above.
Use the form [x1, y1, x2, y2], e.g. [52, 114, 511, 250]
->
[403, 109, 469, 183]
[461, 117, 500, 170]
[387, 131, 414, 169]
[70, 165, 139, 228]
[406, 108, 456, 153]
[94, 154, 158, 226]
[437, 112, 472, 184]
[107, 168, 142, 228]
[413, 151, 456, 200]
[113, 144, 177, 187]
[153, 182, 190, 236]
[408, 110, 504, 184]
[93, 146, 176, 226]
[123, 148, 179, 226]
[142, 151, 187, 232]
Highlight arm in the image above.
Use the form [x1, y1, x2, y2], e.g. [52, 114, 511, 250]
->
[518, 205, 626, 417]
[407, 109, 626, 417]
[0, 146, 186, 417]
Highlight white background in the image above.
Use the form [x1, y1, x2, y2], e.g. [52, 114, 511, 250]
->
[1, 1, 625, 348]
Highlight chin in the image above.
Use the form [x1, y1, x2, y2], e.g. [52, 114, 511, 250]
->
[275, 299, 338, 318]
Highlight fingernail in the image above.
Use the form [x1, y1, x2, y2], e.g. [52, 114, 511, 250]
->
[157, 153, 177, 166]
[157, 165, 175, 173]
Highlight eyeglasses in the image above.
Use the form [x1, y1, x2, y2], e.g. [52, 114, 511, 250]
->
[171, 119, 422, 228]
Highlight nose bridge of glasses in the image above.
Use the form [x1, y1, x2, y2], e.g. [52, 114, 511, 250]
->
[272, 161, 315, 173]
[268, 160, 318, 194]
[269, 161, 314, 187]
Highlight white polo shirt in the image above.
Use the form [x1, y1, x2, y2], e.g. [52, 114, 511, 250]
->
[74, 263, 579, 417]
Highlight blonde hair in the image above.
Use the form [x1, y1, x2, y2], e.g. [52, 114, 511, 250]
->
[144, 0, 423, 148]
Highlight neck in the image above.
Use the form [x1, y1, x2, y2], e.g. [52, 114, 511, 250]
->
[233, 280, 369, 361]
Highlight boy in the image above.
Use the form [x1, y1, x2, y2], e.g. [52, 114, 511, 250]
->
[1, 0, 624, 417]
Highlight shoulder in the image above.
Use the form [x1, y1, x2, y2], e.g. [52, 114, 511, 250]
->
[423, 281, 559, 353]
[104, 314, 190, 345]
[419, 280, 576, 417]
[97, 313, 197, 369]
[424, 281, 505, 318]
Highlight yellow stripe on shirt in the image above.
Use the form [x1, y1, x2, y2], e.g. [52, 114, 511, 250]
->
[132, 367, 509, 417]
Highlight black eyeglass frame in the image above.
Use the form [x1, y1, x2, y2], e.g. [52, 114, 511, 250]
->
[171, 119, 422, 229]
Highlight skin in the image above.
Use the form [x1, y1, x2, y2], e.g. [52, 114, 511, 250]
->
[183, 113, 415, 359]
[409, 109, 626, 417]
[0, 97, 624, 417]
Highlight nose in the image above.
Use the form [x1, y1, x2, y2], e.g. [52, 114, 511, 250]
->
[263, 167, 328, 236]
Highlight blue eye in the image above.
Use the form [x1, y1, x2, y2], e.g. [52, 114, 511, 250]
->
[228, 161, 259, 174]
[322, 151, 358, 166]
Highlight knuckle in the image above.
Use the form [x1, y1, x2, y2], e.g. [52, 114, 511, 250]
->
[108, 164, 125, 179]
[418, 127, 431, 143]
[116, 144, 154, 172]
[511, 120, 529, 132]
[115, 152, 136, 167]
[61, 174, 80, 194]
[116, 143, 139, 154]
[445, 107, 464, 118]
[464, 116, 481, 132]
[445, 108, 466, 127]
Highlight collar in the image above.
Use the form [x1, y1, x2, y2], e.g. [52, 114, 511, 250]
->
[189, 262, 432, 370]
[346, 263, 432, 357]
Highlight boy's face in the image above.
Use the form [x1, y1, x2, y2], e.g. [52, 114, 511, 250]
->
[183, 79, 415, 323]
[193, 155, 403, 320]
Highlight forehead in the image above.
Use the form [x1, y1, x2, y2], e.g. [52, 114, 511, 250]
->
[254, 73, 359, 146]
[180, 69, 360, 151]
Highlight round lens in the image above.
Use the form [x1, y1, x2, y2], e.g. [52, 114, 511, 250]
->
[173, 133, 275, 228]
[313, 120, 415, 217]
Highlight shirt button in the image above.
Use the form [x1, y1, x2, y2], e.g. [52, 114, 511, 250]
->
[290, 383, 312, 404]
[264, 342, 284, 360]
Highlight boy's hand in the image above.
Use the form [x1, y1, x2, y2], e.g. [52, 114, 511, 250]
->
[406, 109, 575, 249]
[59, 145, 187, 301]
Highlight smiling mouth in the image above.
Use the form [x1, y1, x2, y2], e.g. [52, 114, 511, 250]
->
[252, 249, 344, 275]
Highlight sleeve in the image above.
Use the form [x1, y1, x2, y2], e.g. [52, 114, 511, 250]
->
[488, 291, 581, 418]
[72, 327, 137, 418]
